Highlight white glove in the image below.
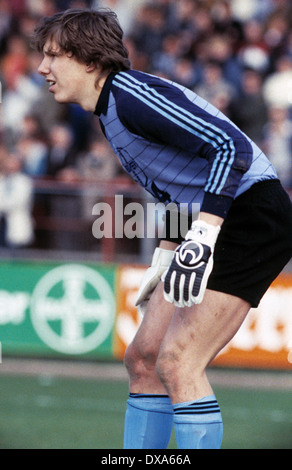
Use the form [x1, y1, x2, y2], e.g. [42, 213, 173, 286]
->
[163, 220, 220, 307]
[135, 247, 174, 317]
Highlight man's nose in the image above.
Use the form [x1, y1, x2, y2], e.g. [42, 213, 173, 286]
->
[38, 57, 50, 76]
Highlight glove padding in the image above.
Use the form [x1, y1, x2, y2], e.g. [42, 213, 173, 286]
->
[135, 247, 174, 317]
[163, 220, 220, 307]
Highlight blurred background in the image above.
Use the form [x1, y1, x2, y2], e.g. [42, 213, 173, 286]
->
[0, 0, 291, 449]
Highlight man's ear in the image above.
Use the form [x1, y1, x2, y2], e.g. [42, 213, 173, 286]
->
[86, 63, 96, 73]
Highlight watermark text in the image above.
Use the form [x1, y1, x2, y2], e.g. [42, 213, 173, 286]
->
[92, 196, 199, 239]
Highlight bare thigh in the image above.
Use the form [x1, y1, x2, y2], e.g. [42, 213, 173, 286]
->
[157, 288, 251, 402]
[125, 281, 175, 394]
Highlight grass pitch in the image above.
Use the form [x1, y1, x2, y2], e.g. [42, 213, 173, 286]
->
[0, 371, 291, 449]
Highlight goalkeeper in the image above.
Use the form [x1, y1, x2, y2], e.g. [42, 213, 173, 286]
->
[34, 8, 292, 449]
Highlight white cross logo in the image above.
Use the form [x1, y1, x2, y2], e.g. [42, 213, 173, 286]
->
[30, 264, 115, 354]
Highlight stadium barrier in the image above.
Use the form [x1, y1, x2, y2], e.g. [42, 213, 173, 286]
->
[0, 259, 291, 370]
[32, 177, 156, 263]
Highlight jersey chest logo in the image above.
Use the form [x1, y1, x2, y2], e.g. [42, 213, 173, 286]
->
[116, 147, 171, 203]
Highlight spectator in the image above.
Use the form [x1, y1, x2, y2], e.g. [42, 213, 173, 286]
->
[19, 113, 47, 140]
[238, 19, 270, 73]
[202, 34, 243, 91]
[229, 68, 268, 145]
[230, 0, 273, 23]
[15, 133, 48, 177]
[1, 34, 43, 146]
[0, 0, 17, 56]
[209, 0, 243, 47]
[128, 3, 168, 61]
[152, 33, 189, 79]
[95, 0, 143, 34]
[263, 55, 292, 108]
[264, 10, 291, 66]
[170, 0, 197, 35]
[263, 106, 292, 188]
[195, 60, 236, 113]
[0, 151, 34, 247]
[78, 136, 119, 221]
[78, 136, 118, 182]
[171, 56, 199, 89]
[0, 0, 292, 256]
[1, 34, 29, 89]
[283, 30, 292, 60]
[45, 123, 76, 177]
[11, 113, 48, 178]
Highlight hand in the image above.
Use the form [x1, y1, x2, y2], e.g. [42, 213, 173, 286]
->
[163, 220, 220, 307]
[135, 247, 174, 317]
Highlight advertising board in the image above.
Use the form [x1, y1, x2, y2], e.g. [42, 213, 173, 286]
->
[1, 260, 291, 369]
[114, 267, 292, 370]
[0, 261, 116, 358]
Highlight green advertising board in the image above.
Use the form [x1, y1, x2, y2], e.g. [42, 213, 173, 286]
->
[0, 260, 117, 359]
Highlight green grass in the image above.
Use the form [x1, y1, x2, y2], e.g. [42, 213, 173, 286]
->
[0, 374, 291, 449]
[216, 387, 292, 449]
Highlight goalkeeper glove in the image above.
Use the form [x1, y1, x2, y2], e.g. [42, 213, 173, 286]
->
[135, 247, 174, 317]
[163, 220, 220, 307]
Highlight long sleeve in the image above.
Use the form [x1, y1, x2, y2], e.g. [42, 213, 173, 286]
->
[111, 71, 253, 217]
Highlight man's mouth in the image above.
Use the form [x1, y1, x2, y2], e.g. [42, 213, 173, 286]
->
[47, 80, 56, 91]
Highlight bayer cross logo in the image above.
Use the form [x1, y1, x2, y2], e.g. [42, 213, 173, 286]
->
[30, 265, 115, 354]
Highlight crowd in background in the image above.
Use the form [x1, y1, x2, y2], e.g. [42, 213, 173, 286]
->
[0, 0, 292, 248]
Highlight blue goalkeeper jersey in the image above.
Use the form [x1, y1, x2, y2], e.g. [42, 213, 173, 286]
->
[95, 69, 277, 218]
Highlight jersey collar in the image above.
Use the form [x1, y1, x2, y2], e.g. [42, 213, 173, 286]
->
[94, 72, 116, 116]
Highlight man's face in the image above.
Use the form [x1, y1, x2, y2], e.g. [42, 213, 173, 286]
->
[38, 38, 89, 104]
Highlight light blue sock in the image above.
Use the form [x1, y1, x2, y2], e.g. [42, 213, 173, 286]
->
[173, 394, 223, 449]
[123, 393, 173, 449]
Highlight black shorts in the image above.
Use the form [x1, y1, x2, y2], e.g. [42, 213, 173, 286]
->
[162, 179, 292, 307]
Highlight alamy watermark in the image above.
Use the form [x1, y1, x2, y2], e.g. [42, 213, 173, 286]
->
[92, 195, 200, 239]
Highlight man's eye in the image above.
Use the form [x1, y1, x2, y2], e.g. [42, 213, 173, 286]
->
[46, 52, 58, 58]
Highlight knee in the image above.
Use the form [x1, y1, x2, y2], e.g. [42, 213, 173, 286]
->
[155, 349, 181, 391]
[124, 340, 158, 380]
[123, 342, 138, 375]
[156, 346, 206, 393]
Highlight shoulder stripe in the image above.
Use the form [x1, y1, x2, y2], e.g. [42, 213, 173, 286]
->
[116, 72, 226, 146]
[113, 72, 236, 195]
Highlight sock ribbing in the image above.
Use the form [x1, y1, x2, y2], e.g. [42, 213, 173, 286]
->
[173, 396, 222, 421]
[173, 395, 223, 449]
